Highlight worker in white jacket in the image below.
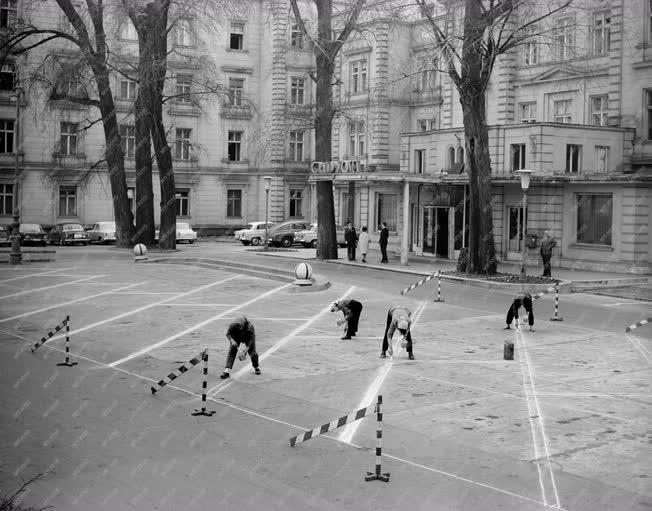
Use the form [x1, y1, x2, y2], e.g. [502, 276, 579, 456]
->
[358, 226, 370, 262]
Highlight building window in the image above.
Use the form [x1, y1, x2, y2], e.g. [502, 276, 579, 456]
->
[576, 193, 612, 245]
[350, 59, 367, 94]
[175, 128, 191, 160]
[119, 125, 135, 158]
[646, 89, 652, 140]
[176, 75, 192, 103]
[511, 144, 526, 171]
[428, 118, 438, 130]
[553, 18, 574, 60]
[0, 183, 13, 214]
[127, 187, 135, 215]
[519, 102, 536, 123]
[414, 149, 425, 174]
[64, 80, 85, 99]
[290, 77, 305, 105]
[289, 130, 304, 161]
[174, 19, 192, 47]
[447, 146, 456, 169]
[376, 193, 397, 232]
[348, 120, 365, 156]
[417, 119, 428, 132]
[229, 22, 244, 50]
[226, 189, 242, 218]
[228, 78, 244, 106]
[290, 23, 303, 49]
[418, 69, 436, 91]
[553, 99, 572, 123]
[0, 63, 15, 91]
[590, 95, 608, 126]
[175, 189, 189, 216]
[566, 144, 582, 173]
[456, 146, 464, 165]
[289, 189, 303, 217]
[60, 122, 78, 156]
[0, 119, 14, 153]
[595, 146, 609, 173]
[523, 37, 538, 65]
[58, 186, 76, 216]
[592, 11, 611, 54]
[119, 78, 137, 100]
[0, 0, 17, 28]
[120, 20, 137, 40]
[227, 130, 242, 161]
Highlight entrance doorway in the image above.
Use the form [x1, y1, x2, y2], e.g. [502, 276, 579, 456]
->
[506, 206, 527, 258]
[423, 206, 449, 257]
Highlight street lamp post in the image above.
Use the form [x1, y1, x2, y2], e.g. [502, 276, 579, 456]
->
[10, 86, 23, 265]
[263, 176, 273, 251]
[516, 169, 534, 278]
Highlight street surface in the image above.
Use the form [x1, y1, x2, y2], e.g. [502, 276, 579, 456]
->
[0, 242, 650, 510]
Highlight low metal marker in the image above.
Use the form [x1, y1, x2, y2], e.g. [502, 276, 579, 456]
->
[434, 270, 444, 303]
[191, 348, 215, 417]
[290, 402, 377, 447]
[151, 350, 204, 395]
[365, 395, 390, 483]
[56, 315, 78, 367]
[400, 272, 437, 295]
[549, 284, 563, 322]
[625, 318, 651, 333]
[31, 317, 69, 352]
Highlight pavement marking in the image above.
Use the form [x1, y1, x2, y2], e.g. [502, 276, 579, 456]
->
[110, 292, 180, 295]
[602, 302, 647, 307]
[515, 327, 561, 509]
[0, 327, 564, 510]
[624, 333, 651, 364]
[108, 282, 292, 368]
[0, 275, 105, 300]
[209, 286, 357, 396]
[157, 303, 238, 307]
[0, 282, 147, 323]
[47, 276, 239, 344]
[0, 268, 74, 283]
[338, 300, 427, 444]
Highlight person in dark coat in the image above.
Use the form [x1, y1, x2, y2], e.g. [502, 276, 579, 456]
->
[379, 221, 389, 263]
[344, 221, 357, 261]
[380, 305, 414, 360]
[504, 293, 535, 332]
[330, 299, 363, 340]
[220, 316, 260, 379]
[540, 231, 557, 277]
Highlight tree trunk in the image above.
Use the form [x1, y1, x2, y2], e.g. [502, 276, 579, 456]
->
[133, 88, 155, 246]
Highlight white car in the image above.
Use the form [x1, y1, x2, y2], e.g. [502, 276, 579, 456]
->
[176, 222, 197, 243]
[87, 221, 116, 244]
[294, 223, 347, 248]
[234, 221, 275, 246]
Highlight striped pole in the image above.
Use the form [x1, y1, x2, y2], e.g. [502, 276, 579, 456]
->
[400, 273, 436, 295]
[151, 350, 204, 394]
[191, 348, 215, 417]
[625, 318, 651, 333]
[549, 284, 564, 321]
[31, 317, 68, 352]
[433, 270, 444, 302]
[365, 395, 389, 482]
[290, 403, 377, 447]
[56, 315, 77, 367]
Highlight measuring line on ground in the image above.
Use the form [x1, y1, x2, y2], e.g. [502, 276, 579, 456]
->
[0, 275, 106, 300]
[0, 268, 74, 283]
[624, 333, 651, 364]
[108, 282, 292, 368]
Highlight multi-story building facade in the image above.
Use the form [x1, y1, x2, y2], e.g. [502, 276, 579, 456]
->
[1, 0, 650, 273]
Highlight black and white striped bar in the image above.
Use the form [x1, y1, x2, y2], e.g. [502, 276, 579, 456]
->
[151, 350, 204, 394]
[191, 348, 215, 417]
[365, 395, 389, 482]
[289, 403, 377, 447]
[549, 284, 564, 321]
[56, 315, 78, 367]
[532, 285, 557, 301]
[400, 272, 437, 295]
[625, 318, 651, 333]
[434, 270, 444, 302]
[31, 317, 69, 352]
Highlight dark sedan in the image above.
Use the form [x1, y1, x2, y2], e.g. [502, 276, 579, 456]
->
[48, 223, 89, 246]
[19, 224, 48, 246]
[0, 226, 10, 247]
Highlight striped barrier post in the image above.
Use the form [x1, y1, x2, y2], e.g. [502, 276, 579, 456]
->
[625, 318, 651, 333]
[434, 270, 444, 303]
[191, 348, 215, 417]
[56, 315, 77, 367]
[400, 273, 436, 295]
[290, 403, 377, 447]
[151, 350, 204, 394]
[549, 284, 564, 322]
[365, 395, 390, 482]
[31, 317, 68, 353]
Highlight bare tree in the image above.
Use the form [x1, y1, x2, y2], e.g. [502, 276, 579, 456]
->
[290, 0, 367, 260]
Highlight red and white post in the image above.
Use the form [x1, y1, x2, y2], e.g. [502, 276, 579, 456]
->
[434, 270, 444, 303]
[365, 395, 390, 482]
[57, 315, 77, 367]
[549, 284, 564, 321]
[191, 348, 215, 417]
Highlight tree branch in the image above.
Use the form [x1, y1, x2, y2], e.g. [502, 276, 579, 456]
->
[49, 91, 101, 107]
[332, 0, 367, 56]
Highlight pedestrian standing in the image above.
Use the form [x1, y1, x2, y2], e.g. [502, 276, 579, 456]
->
[380, 305, 414, 360]
[358, 226, 370, 263]
[379, 221, 389, 263]
[504, 293, 535, 332]
[345, 221, 357, 261]
[330, 299, 363, 340]
[540, 230, 557, 278]
[220, 316, 261, 379]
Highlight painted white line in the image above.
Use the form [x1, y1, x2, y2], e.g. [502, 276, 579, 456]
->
[111, 292, 179, 295]
[0, 268, 74, 283]
[209, 286, 356, 396]
[602, 302, 646, 307]
[108, 282, 292, 367]
[48, 276, 239, 344]
[0, 275, 105, 300]
[156, 303, 238, 307]
[338, 300, 427, 444]
[516, 327, 561, 509]
[624, 333, 651, 364]
[0, 282, 147, 323]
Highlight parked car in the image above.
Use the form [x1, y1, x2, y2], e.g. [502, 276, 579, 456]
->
[234, 221, 275, 246]
[19, 223, 48, 246]
[87, 221, 116, 244]
[294, 223, 347, 249]
[48, 223, 90, 246]
[0, 225, 10, 247]
[176, 222, 197, 243]
[268, 221, 312, 247]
